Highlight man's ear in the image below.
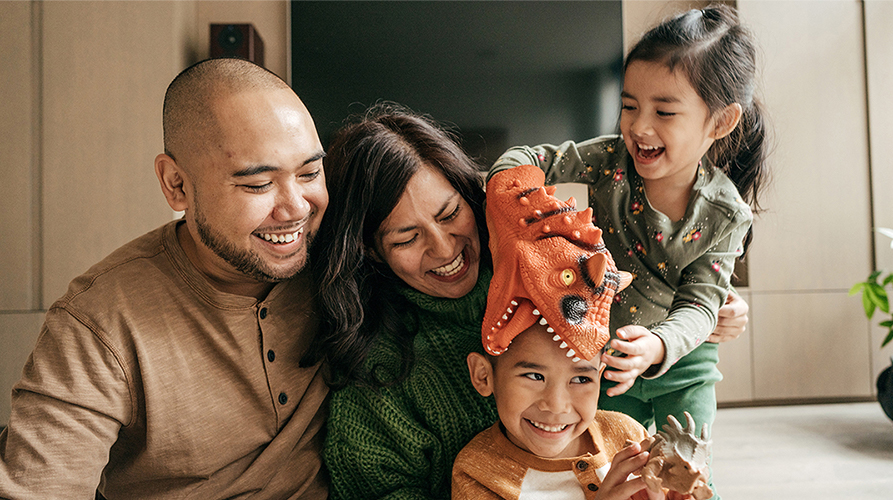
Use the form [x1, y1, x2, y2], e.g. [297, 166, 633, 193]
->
[155, 153, 189, 212]
[712, 102, 743, 140]
[467, 352, 495, 397]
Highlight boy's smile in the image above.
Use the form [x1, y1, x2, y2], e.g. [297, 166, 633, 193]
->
[468, 324, 605, 459]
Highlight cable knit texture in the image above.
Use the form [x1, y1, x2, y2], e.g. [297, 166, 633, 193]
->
[324, 268, 498, 500]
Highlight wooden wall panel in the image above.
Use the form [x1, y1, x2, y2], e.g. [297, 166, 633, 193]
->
[0, 2, 37, 311]
[40, 1, 194, 304]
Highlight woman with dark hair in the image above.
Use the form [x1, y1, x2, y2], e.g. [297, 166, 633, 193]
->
[305, 103, 496, 499]
[305, 102, 749, 499]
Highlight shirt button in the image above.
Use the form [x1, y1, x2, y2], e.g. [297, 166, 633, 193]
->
[267, 350, 276, 362]
[278, 392, 288, 405]
[587, 483, 598, 492]
[576, 460, 588, 471]
[259, 307, 268, 319]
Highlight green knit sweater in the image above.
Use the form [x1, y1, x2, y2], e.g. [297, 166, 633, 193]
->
[324, 268, 498, 500]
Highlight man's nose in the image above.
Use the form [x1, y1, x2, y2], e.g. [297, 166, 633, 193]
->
[272, 180, 311, 221]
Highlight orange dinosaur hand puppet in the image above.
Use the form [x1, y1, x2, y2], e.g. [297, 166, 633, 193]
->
[483, 165, 632, 361]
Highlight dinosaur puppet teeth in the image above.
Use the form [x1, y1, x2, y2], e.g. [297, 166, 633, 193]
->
[487, 297, 586, 362]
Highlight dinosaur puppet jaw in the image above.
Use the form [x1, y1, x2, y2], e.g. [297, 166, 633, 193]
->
[483, 165, 632, 361]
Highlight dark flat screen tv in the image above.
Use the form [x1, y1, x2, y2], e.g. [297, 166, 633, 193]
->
[291, 1, 623, 168]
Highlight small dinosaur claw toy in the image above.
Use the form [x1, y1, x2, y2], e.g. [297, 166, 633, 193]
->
[483, 165, 632, 361]
[642, 412, 714, 500]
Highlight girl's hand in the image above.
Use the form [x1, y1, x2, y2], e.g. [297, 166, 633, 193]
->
[601, 326, 665, 396]
[708, 290, 749, 343]
[594, 442, 656, 500]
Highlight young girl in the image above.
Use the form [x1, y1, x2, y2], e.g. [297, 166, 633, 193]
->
[490, 4, 769, 486]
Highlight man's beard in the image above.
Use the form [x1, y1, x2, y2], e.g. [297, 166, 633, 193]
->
[193, 201, 313, 283]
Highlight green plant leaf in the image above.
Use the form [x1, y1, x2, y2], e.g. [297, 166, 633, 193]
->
[883, 328, 893, 348]
[869, 283, 891, 313]
[884, 273, 893, 287]
[880, 319, 893, 328]
[869, 270, 884, 282]
[865, 282, 889, 304]
[863, 291, 878, 318]
[849, 282, 866, 296]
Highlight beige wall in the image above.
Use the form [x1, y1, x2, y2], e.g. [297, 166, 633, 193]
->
[0, 0, 41, 428]
[0, 1, 37, 312]
[622, 0, 719, 51]
[734, 0, 882, 403]
[865, 0, 893, 382]
[0, 0, 288, 426]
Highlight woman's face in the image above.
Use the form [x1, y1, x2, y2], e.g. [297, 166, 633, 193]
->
[373, 165, 481, 299]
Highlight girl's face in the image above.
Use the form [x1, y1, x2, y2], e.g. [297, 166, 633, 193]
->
[373, 165, 481, 299]
[620, 60, 720, 191]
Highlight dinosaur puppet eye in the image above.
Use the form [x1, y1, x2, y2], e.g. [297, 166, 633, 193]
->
[561, 269, 576, 286]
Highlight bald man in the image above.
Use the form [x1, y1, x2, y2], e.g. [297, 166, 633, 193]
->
[0, 59, 329, 499]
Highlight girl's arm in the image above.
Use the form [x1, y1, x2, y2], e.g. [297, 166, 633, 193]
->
[637, 212, 752, 378]
[489, 137, 620, 187]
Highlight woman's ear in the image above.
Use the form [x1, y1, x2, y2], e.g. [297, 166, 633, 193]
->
[712, 103, 743, 140]
[155, 153, 189, 212]
[467, 352, 495, 397]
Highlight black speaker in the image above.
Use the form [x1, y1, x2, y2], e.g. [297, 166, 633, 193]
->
[210, 24, 265, 67]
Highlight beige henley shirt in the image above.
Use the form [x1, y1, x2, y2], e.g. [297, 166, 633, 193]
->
[0, 221, 328, 499]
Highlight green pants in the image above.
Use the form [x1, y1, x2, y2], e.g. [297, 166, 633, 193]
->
[600, 342, 722, 499]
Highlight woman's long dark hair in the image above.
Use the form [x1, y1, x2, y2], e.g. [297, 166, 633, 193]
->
[302, 103, 488, 389]
[626, 4, 771, 226]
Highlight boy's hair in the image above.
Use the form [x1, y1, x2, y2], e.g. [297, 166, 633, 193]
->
[626, 5, 771, 225]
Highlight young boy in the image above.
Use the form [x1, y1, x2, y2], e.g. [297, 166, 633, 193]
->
[451, 165, 670, 499]
[454, 323, 664, 500]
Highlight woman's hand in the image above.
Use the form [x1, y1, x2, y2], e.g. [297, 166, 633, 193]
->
[708, 290, 749, 343]
[601, 326, 665, 397]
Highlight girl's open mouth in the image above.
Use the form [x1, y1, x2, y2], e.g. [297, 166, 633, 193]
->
[636, 143, 665, 163]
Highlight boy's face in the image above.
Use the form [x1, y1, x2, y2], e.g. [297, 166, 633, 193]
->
[467, 324, 605, 459]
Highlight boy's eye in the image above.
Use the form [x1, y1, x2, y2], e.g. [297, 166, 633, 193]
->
[657, 110, 676, 117]
[621, 104, 636, 111]
[571, 375, 593, 384]
[523, 372, 545, 382]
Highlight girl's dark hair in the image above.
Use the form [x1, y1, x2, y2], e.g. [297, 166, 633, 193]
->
[626, 5, 770, 215]
[302, 102, 488, 389]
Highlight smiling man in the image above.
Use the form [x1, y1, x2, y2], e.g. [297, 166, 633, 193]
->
[0, 59, 329, 499]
